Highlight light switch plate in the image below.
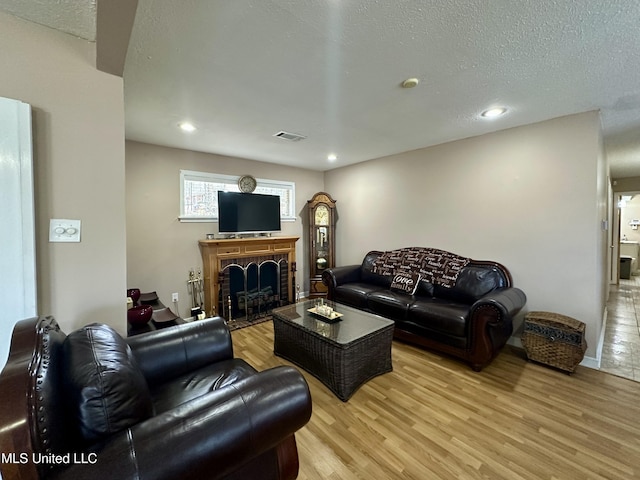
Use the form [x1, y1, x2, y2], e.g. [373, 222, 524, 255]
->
[49, 219, 81, 242]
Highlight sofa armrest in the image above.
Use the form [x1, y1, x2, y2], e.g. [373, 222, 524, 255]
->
[466, 287, 526, 371]
[50, 366, 312, 480]
[471, 287, 527, 320]
[127, 317, 233, 386]
[322, 265, 361, 290]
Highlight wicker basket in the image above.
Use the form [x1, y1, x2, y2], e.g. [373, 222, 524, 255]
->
[521, 311, 587, 373]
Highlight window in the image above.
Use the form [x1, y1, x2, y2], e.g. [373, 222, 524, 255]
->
[179, 170, 296, 222]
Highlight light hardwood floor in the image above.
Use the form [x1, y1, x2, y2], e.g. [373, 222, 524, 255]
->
[232, 321, 640, 480]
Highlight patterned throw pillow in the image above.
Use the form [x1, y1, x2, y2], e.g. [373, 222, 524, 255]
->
[390, 272, 421, 295]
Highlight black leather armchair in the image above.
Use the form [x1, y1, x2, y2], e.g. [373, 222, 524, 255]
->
[0, 316, 312, 480]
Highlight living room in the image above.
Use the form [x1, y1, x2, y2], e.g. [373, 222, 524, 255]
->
[127, 111, 608, 368]
[1, 1, 640, 479]
[0, 2, 624, 357]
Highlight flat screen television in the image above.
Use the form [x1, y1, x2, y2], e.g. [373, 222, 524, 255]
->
[217, 191, 281, 234]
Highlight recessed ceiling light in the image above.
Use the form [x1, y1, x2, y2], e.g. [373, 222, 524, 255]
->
[179, 122, 196, 132]
[327, 153, 337, 162]
[401, 77, 420, 89]
[481, 107, 508, 118]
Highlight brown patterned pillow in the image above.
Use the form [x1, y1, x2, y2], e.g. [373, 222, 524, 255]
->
[390, 272, 421, 295]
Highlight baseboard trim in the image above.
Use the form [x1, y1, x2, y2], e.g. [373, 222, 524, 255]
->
[507, 336, 522, 349]
[585, 306, 607, 370]
[580, 355, 600, 370]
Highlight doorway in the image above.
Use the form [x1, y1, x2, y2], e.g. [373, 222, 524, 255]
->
[601, 192, 640, 381]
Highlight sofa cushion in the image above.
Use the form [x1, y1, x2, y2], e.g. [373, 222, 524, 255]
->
[415, 278, 435, 297]
[334, 282, 385, 309]
[367, 290, 413, 320]
[63, 323, 154, 443]
[390, 272, 421, 294]
[407, 299, 469, 337]
[150, 358, 258, 414]
[360, 251, 392, 288]
[433, 264, 508, 304]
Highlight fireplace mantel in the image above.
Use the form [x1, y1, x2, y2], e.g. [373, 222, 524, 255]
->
[199, 236, 299, 317]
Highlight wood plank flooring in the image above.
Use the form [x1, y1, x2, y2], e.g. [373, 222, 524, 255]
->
[231, 321, 640, 480]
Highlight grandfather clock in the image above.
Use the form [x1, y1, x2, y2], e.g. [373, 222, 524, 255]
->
[307, 192, 337, 298]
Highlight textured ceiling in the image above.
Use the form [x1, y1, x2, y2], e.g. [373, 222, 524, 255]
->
[3, 1, 640, 176]
[122, 0, 640, 174]
[0, 0, 95, 40]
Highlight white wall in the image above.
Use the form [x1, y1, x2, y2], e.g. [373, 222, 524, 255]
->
[126, 141, 324, 318]
[596, 118, 609, 327]
[0, 12, 127, 336]
[325, 112, 607, 358]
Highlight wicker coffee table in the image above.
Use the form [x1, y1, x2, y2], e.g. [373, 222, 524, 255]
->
[272, 300, 394, 401]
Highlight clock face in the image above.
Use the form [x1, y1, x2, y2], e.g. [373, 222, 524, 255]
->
[315, 205, 329, 225]
[238, 175, 257, 193]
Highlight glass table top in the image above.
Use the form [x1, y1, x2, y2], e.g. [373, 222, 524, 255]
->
[271, 300, 393, 345]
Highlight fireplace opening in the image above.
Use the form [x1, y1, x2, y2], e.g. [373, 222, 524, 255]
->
[219, 259, 288, 320]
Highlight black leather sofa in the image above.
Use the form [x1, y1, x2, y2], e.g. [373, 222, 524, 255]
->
[322, 249, 526, 371]
[0, 316, 312, 480]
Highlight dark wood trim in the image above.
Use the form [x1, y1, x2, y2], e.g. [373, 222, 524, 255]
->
[0, 317, 42, 480]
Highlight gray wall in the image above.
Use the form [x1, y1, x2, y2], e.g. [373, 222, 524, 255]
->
[125, 141, 324, 318]
[325, 112, 608, 359]
[0, 12, 127, 338]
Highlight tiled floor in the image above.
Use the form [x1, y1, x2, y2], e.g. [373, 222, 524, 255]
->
[600, 276, 640, 381]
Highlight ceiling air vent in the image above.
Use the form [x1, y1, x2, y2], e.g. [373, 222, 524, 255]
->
[273, 130, 307, 142]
